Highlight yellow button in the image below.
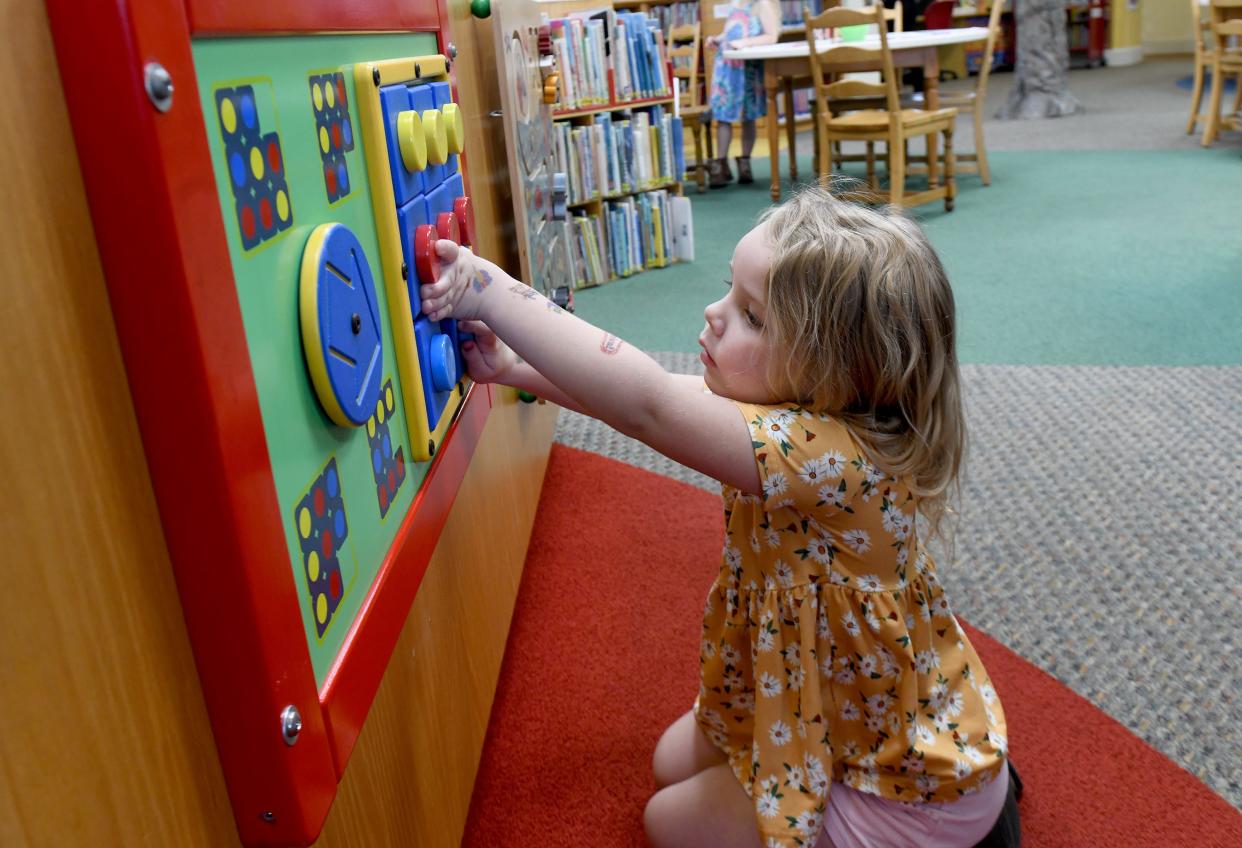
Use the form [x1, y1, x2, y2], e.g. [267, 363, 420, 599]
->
[422, 109, 448, 166]
[397, 110, 427, 173]
[220, 97, 237, 134]
[441, 102, 464, 155]
[312, 83, 323, 112]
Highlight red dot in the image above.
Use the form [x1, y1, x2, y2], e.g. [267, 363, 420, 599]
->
[240, 205, 256, 239]
[313, 488, 325, 516]
[331, 122, 342, 150]
[396, 455, 405, 480]
[336, 78, 347, 107]
[321, 530, 333, 558]
[379, 485, 388, 510]
[387, 468, 395, 489]
[267, 141, 281, 173]
[259, 197, 273, 229]
[325, 163, 337, 195]
[329, 570, 341, 598]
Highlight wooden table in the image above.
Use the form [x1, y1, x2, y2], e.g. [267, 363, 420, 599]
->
[724, 27, 991, 201]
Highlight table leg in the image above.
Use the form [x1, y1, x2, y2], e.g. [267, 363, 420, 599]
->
[924, 49, 940, 189]
[783, 77, 797, 184]
[767, 64, 781, 201]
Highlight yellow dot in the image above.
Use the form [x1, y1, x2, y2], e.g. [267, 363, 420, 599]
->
[220, 97, 237, 133]
[376, 397, 385, 424]
[312, 82, 323, 111]
[385, 385, 394, 412]
[298, 507, 311, 539]
[325, 79, 336, 109]
[250, 146, 264, 180]
[276, 190, 289, 222]
[307, 550, 320, 582]
[316, 593, 328, 624]
[367, 417, 376, 437]
[319, 125, 330, 154]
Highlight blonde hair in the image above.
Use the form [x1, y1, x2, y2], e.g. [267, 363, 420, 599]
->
[758, 185, 964, 536]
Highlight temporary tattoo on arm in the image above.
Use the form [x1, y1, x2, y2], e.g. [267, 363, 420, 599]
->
[545, 300, 566, 315]
[508, 282, 540, 301]
[471, 269, 493, 293]
[600, 333, 623, 356]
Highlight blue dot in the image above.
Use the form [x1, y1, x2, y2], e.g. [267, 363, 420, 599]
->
[372, 447, 382, 474]
[343, 120, 353, 147]
[229, 152, 246, 188]
[240, 92, 256, 129]
[337, 163, 349, 194]
[326, 466, 338, 497]
[383, 432, 391, 458]
[333, 509, 345, 538]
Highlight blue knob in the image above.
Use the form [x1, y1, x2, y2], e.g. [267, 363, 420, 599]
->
[430, 333, 457, 392]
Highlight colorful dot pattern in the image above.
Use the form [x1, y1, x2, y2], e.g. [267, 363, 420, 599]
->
[366, 377, 407, 519]
[215, 84, 293, 251]
[309, 72, 356, 204]
[294, 456, 349, 639]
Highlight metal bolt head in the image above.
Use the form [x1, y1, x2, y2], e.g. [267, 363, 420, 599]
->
[447, 42, 459, 60]
[144, 62, 174, 113]
[280, 705, 302, 746]
[260, 811, 276, 824]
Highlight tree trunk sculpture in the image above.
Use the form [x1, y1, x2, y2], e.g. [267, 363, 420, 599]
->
[996, 0, 1081, 119]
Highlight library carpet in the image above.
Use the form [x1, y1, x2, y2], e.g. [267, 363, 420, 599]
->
[462, 445, 1242, 847]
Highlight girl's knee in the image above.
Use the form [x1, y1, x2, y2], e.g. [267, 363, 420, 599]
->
[643, 788, 682, 848]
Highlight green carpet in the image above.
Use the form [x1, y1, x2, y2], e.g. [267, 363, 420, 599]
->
[572, 149, 1242, 366]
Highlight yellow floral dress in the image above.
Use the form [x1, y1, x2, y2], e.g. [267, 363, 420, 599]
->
[693, 403, 1009, 847]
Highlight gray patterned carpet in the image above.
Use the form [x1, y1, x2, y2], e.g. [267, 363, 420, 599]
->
[553, 353, 1242, 809]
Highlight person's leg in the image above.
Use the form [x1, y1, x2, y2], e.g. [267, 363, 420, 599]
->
[736, 119, 757, 183]
[711, 121, 735, 187]
[644, 763, 760, 848]
[652, 709, 727, 789]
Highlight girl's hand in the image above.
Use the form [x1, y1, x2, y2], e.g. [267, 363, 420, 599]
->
[419, 240, 503, 323]
[458, 319, 517, 385]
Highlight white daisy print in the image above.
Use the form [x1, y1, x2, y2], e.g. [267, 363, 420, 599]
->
[865, 713, 886, 733]
[756, 793, 781, 819]
[979, 683, 997, 705]
[786, 765, 805, 787]
[749, 528, 760, 552]
[768, 720, 792, 746]
[829, 570, 850, 586]
[944, 691, 965, 717]
[765, 526, 781, 548]
[763, 472, 789, 499]
[901, 754, 925, 773]
[883, 507, 912, 540]
[840, 700, 861, 721]
[857, 573, 884, 592]
[773, 559, 794, 588]
[821, 450, 848, 477]
[914, 648, 940, 675]
[794, 811, 820, 838]
[931, 595, 953, 618]
[818, 483, 846, 508]
[841, 529, 871, 554]
[723, 545, 742, 569]
[841, 609, 861, 637]
[916, 774, 940, 794]
[757, 672, 783, 698]
[720, 643, 743, 666]
[756, 627, 775, 652]
[857, 654, 879, 678]
[955, 759, 973, 780]
[834, 659, 856, 685]
[701, 639, 717, 659]
[798, 455, 833, 486]
[807, 534, 836, 564]
[865, 692, 894, 715]
[786, 666, 804, 691]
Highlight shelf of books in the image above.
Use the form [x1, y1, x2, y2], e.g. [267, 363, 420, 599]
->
[545, 5, 695, 290]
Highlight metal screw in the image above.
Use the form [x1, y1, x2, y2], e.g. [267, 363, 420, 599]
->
[372, 67, 381, 86]
[144, 62, 174, 113]
[456, 381, 464, 395]
[415, 63, 422, 78]
[401, 262, 409, 280]
[447, 43, 458, 59]
[445, 59, 452, 73]
[280, 705, 302, 746]
[260, 811, 276, 824]
[351, 313, 361, 334]
[427, 439, 436, 457]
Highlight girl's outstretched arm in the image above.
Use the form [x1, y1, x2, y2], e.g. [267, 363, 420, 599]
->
[422, 242, 761, 494]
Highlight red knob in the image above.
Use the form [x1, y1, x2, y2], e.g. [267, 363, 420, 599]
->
[414, 224, 440, 285]
[453, 195, 475, 247]
[436, 211, 460, 244]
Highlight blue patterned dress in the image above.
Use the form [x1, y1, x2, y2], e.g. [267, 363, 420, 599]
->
[709, 4, 768, 122]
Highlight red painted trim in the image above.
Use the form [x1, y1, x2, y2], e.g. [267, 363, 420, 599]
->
[320, 385, 491, 770]
[186, 0, 441, 34]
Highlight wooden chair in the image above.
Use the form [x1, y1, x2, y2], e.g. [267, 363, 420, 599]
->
[1194, 0, 1242, 142]
[908, 0, 1005, 185]
[806, 4, 957, 210]
[668, 23, 712, 192]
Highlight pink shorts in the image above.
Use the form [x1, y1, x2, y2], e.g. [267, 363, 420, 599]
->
[816, 766, 1009, 848]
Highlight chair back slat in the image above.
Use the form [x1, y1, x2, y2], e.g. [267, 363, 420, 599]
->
[667, 22, 702, 109]
[825, 78, 887, 101]
[804, 5, 878, 30]
[975, 0, 1007, 95]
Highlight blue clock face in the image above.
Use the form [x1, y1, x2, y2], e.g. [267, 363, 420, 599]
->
[309, 224, 383, 426]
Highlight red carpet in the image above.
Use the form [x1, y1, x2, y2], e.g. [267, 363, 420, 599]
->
[464, 445, 1242, 847]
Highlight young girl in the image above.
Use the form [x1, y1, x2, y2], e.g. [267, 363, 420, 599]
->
[706, 0, 781, 188]
[419, 186, 1019, 848]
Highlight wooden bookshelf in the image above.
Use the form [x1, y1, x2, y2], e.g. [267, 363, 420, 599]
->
[553, 94, 675, 119]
